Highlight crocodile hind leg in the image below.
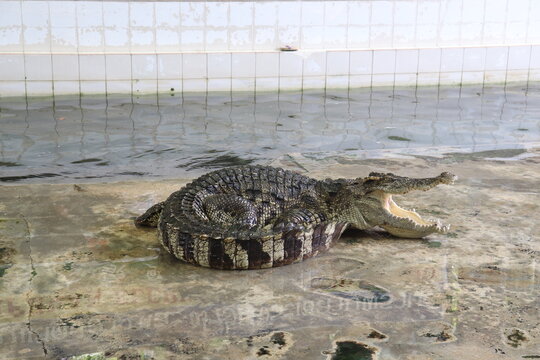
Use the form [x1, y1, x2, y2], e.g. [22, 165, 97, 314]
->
[203, 194, 259, 228]
[273, 208, 327, 231]
[135, 202, 165, 227]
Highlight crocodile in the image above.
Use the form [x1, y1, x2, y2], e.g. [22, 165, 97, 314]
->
[135, 165, 457, 270]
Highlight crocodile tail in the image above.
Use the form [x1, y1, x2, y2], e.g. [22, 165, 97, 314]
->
[159, 221, 348, 270]
[264, 221, 349, 268]
[135, 202, 165, 228]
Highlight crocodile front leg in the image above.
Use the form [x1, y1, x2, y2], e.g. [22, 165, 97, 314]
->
[135, 202, 165, 227]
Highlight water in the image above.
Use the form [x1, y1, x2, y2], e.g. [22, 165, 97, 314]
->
[1, 84, 539, 183]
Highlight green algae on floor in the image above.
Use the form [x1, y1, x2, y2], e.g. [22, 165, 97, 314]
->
[311, 278, 391, 303]
[330, 341, 378, 360]
[387, 136, 411, 141]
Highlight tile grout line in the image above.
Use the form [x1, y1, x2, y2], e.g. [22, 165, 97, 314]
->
[19, 0, 27, 99]
[47, 0, 54, 98]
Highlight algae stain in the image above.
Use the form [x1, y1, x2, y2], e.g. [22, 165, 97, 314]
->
[257, 346, 271, 356]
[367, 330, 387, 340]
[1, 243, 19, 277]
[0, 161, 21, 167]
[71, 158, 103, 164]
[387, 136, 411, 141]
[0, 264, 12, 277]
[68, 353, 107, 360]
[331, 341, 377, 360]
[507, 329, 528, 348]
[311, 278, 390, 303]
[270, 332, 286, 347]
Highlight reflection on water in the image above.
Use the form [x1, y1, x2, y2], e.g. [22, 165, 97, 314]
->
[0, 84, 539, 183]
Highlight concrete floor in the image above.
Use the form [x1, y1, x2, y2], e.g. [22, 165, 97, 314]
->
[1, 149, 539, 359]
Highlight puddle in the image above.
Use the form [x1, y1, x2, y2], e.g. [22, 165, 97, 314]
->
[326, 341, 378, 360]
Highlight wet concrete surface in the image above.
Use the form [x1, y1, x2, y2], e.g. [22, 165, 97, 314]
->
[0, 149, 539, 359]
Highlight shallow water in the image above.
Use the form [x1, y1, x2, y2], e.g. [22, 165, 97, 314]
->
[1, 84, 539, 183]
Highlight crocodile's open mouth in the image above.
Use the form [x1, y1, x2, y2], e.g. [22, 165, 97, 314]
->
[379, 193, 449, 238]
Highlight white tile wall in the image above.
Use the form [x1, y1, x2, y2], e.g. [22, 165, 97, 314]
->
[208, 78, 231, 92]
[2, 45, 540, 96]
[52, 54, 79, 81]
[106, 80, 132, 94]
[133, 79, 157, 94]
[81, 80, 106, 95]
[182, 78, 206, 92]
[183, 53, 207, 79]
[106, 54, 132, 80]
[132, 54, 157, 80]
[232, 78, 255, 92]
[326, 75, 349, 89]
[157, 54, 182, 79]
[208, 53, 231, 78]
[327, 52, 350, 76]
[256, 77, 279, 92]
[256, 53, 279, 78]
[350, 51, 372, 75]
[508, 46, 531, 70]
[25, 54, 52, 80]
[395, 49, 418, 74]
[440, 48, 464, 72]
[26, 81, 53, 96]
[279, 52, 303, 77]
[0, 54, 25, 81]
[158, 79, 182, 94]
[372, 50, 396, 74]
[80, 54, 106, 80]
[485, 46, 508, 70]
[303, 52, 327, 76]
[279, 76, 302, 91]
[303, 76, 326, 90]
[3, 0, 539, 54]
[54, 80, 80, 95]
[462, 47, 486, 72]
[0, 81, 26, 95]
[232, 53, 256, 78]
[349, 74, 371, 88]
[1, 1, 539, 97]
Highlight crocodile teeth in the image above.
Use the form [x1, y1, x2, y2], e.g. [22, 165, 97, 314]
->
[381, 193, 450, 236]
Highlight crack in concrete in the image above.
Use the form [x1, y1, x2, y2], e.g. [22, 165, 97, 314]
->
[19, 214, 48, 359]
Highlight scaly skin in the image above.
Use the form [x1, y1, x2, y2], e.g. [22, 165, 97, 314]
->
[135, 165, 457, 270]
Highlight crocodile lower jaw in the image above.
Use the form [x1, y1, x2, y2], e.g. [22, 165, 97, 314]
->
[380, 193, 449, 238]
